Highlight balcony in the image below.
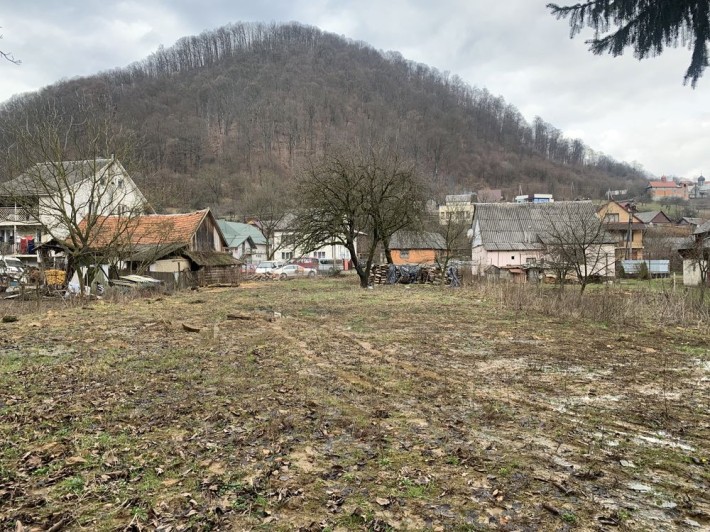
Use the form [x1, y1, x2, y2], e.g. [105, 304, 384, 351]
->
[0, 206, 40, 223]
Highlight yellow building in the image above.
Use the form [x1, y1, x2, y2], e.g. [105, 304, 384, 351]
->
[597, 201, 644, 261]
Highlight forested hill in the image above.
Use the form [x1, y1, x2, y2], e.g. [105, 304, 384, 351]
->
[0, 22, 648, 214]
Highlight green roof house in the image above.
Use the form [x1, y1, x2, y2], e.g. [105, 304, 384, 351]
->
[217, 220, 267, 263]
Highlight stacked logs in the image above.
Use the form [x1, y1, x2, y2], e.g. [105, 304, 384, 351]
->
[368, 264, 458, 285]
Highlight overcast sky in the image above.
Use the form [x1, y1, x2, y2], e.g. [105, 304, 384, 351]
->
[1, 1, 707, 179]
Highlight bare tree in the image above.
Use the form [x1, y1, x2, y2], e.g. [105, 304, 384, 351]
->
[1, 27, 21, 65]
[680, 225, 710, 302]
[369, 150, 425, 264]
[241, 174, 294, 260]
[293, 148, 423, 288]
[540, 202, 615, 294]
[432, 202, 471, 283]
[0, 96, 149, 295]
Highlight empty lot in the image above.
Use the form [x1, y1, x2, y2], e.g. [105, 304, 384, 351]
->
[1, 279, 708, 530]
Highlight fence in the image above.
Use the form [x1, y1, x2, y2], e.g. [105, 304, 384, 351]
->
[138, 266, 240, 290]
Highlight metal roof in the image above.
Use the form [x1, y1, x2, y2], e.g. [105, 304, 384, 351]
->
[1, 159, 116, 195]
[217, 220, 267, 247]
[474, 201, 614, 251]
[390, 230, 446, 250]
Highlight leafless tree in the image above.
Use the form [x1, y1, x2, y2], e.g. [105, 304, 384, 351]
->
[681, 229, 710, 302]
[0, 96, 148, 295]
[541, 202, 615, 294]
[292, 148, 424, 287]
[431, 203, 471, 283]
[1, 27, 21, 65]
[241, 174, 294, 260]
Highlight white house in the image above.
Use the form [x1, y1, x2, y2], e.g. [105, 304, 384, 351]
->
[679, 220, 710, 286]
[268, 213, 356, 264]
[0, 157, 149, 259]
[438, 193, 476, 225]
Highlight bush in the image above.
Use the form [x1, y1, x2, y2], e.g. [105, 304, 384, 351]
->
[637, 262, 651, 280]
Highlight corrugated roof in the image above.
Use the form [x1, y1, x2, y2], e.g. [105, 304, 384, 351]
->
[635, 211, 672, 224]
[390, 230, 446, 250]
[474, 201, 614, 251]
[1, 159, 116, 195]
[217, 220, 267, 246]
[445, 193, 475, 204]
[693, 220, 710, 235]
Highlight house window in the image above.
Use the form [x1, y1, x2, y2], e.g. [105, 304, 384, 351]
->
[604, 213, 619, 223]
[400, 249, 410, 259]
[313, 251, 326, 258]
[116, 178, 124, 188]
[526, 257, 536, 264]
[281, 251, 293, 260]
[511, 255, 515, 260]
[116, 204, 128, 216]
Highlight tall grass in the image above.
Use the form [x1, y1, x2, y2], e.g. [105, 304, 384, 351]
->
[475, 280, 710, 328]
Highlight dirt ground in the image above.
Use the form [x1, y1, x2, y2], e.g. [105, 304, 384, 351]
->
[0, 278, 708, 531]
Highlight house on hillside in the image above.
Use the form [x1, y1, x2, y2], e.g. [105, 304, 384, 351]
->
[678, 217, 707, 230]
[217, 219, 267, 264]
[635, 210, 673, 226]
[471, 201, 615, 279]
[0, 157, 149, 261]
[388, 230, 446, 265]
[78, 208, 239, 287]
[438, 193, 476, 225]
[679, 220, 710, 286]
[597, 201, 645, 261]
[646, 176, 689, 202]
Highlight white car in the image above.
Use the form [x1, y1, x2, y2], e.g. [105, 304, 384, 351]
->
[273, 264, 317, 279]
[254, 261, 284, 274]
[0, 256, 26, 278]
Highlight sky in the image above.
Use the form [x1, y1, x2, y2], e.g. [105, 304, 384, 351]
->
[1, 0, 708, 179]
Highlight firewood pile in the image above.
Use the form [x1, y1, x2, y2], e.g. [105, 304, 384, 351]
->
[247, 272, 282, 281]
[369, 264, 460, 285]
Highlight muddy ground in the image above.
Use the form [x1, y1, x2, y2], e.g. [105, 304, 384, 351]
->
[0, 278, 708, 531]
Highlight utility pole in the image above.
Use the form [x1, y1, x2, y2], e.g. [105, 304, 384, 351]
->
[625, 202, 637, 260]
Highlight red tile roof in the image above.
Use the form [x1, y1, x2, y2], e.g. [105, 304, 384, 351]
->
[79, 209, 209, 248]
[648, 181, 682, 188]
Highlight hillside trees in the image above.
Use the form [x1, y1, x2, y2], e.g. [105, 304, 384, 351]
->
[548, 1, 710, 87]
[0, 22, 648, 212]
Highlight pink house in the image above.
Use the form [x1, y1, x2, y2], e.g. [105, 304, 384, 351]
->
[471, 201, 616, 277]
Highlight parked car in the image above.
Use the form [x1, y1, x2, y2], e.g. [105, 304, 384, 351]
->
[317, 258, 344, 273]
[273, 264, 317, 279]
[255, 261, 284, 274]
[0, 256, 26, 278]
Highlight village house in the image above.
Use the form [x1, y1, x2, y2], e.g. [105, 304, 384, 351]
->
[78, 208, 239, 288]
[679, 220, 710, 286]
[438, 193, 476, 225]
[635, 210, 673, 226]
[597, 201, 645, 261]
[0, 157, 148, 261]
[269, 213, 356, 265]
[471, 201, 616, 279]
[217, 219, 267, 264]
[388, 230, 446, 265]
[646, 176, 690, 202]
